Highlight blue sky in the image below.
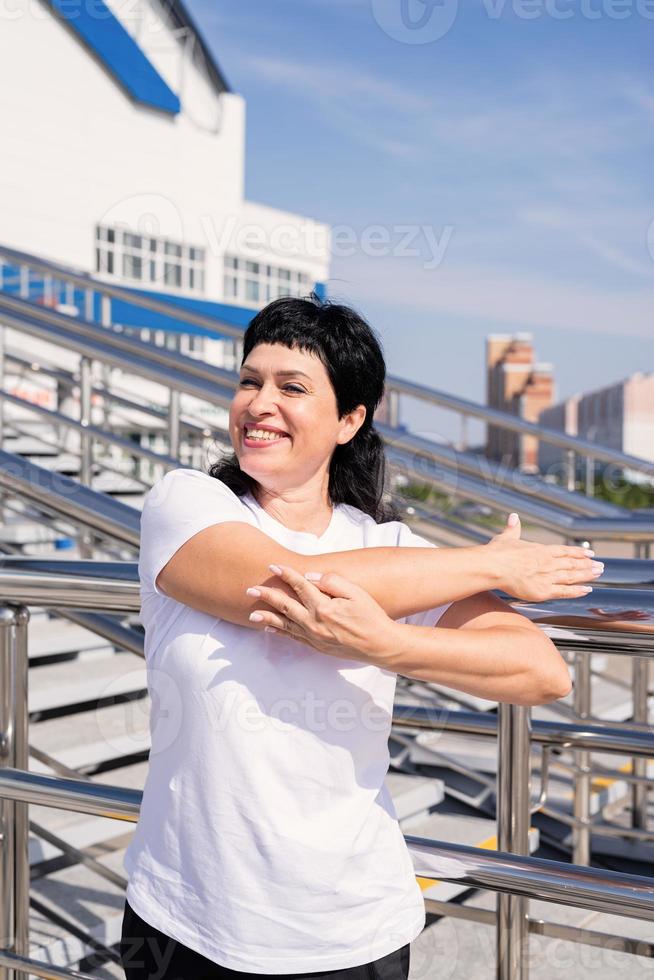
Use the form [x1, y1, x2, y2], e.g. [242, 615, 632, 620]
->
[188, 0, 653, 443]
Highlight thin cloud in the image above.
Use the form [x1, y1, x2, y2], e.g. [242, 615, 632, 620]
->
[332, 253, 654, 340]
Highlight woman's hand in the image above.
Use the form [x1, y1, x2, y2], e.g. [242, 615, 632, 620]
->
[485, 513, 604, 601]
[245, 564, 401, 666]
[588, 607, 650, 622]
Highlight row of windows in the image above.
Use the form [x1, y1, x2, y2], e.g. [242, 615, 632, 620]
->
[95, 225, 206, 293]
[224, 255, 311, 284]
[94, 227, 314, 306]
[223, 253, 312, 307]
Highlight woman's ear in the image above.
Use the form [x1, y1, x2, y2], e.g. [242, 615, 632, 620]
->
[337, 404, 367, 445]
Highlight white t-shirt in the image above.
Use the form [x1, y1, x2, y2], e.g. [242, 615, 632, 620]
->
[124, 467, 452, 973]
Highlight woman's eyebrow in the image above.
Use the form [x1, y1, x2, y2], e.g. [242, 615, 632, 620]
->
[240, 367, 313, 380]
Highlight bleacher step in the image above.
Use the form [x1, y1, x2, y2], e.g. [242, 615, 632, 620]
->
[29, 651, 146, 714]
[409, 888, 654, 979]
[385, 771, 444, 825]
[30, 697, 150, 773]
[28, 616, 115, 661]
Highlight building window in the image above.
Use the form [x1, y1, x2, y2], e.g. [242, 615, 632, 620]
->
[223, 254, 312, 308]
[95, 225, 206, 294]
[245, 279, 260, 301]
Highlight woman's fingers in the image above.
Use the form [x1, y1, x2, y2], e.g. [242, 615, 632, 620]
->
[245, 582, 308, 627]
[267, 563, 325, 611]
[555, 546, 596, 559]
[269, 563, 363, 601]
[552, 557, 604, 586]
[245, 564, 329, 635]
[552, 584, 595, 599]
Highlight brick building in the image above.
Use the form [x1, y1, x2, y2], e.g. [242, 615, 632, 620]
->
[486, 333, 554, 472]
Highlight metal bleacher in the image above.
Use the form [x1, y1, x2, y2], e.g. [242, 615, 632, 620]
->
[0, 245, 653, 980]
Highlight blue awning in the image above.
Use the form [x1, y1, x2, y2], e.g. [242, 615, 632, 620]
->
[46, 0, 181, 115]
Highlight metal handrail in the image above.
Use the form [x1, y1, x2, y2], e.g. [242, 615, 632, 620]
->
[2, 300, 654, 547]
[0, 768, 652, 923]
[3, 244, 654, 484]
[0, 451, 140, 548]
[0, 244, 244, 339]
[385, 373, 654, 481]
[0, 388, 182, 471]
[0, 563, 652, 980]
[0, 295, 236, 407]
[383, 441, 654, 544]
[2, 271, 654, 545]
[9, 340, 625, 533]
[380, 428, 625, 518]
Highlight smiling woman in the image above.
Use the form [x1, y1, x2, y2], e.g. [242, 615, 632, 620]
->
[121, 292, 599, 980]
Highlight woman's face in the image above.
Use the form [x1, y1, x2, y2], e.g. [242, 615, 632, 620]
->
[229, 342, 365, 493]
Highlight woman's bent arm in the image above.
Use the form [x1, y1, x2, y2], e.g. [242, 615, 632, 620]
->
[378, 589, 573, 706]
[155, 521, 596, 628]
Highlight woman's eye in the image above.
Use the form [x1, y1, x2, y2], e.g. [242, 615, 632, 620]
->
[239, 379, 304, 393]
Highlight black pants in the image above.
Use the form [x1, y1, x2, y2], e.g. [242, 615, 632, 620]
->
[120, 898, 411, 980]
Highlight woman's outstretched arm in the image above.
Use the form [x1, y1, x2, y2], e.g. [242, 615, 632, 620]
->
[155, 517, 600, 627]
[382, 588, 573, 705]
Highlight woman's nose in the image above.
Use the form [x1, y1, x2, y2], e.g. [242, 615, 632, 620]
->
[248, 384, 276, 413]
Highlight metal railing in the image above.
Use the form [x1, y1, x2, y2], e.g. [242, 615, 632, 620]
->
[0, 560, 652, 979]
[2, 292, 654, 554]
[384, 374, 654, 495]
[3, 242, 654, 490]
[2, 245, 654, 550]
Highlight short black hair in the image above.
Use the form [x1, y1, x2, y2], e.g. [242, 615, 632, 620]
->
[208, 291, 399, 522]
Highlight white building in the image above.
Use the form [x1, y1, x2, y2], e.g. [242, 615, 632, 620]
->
[539, 374, 654, 485]
[0, 0, 333, 472]
[0, 0, 330, 319]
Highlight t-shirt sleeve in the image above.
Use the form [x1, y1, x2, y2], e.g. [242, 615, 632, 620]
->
[395, 522, 453, 628]
[138, 468, 250, 597]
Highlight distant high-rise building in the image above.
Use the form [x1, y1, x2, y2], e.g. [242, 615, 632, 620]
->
[486, 334, 554, 472]
[539, 373, 654, 483]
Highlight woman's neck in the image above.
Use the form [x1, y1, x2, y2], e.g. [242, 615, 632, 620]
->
[251, 484, 333, 536]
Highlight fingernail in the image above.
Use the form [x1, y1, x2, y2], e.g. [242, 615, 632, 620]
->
[268, 564, 282, 575]
[582, 587, 593, 594]
[508, 513, 519, 526]
[246, 587, 261, 597]
[264, 626, 277, 633]
[249, 612, 264, 622]
[591, 562, 604, 574]
[305, 572, 323, 581]
[584, 549, 595, 556]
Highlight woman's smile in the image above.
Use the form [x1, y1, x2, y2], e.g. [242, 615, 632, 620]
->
[243, 428, 290, 448]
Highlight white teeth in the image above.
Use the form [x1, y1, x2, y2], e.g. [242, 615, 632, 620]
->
[246, 428, 285, 441]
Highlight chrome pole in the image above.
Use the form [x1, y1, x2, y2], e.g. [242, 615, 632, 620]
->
[496, 703, 531, 979]
[84, 289, 94, 323]
[573, 651, 592, 865]
[78, 357, 94, 558]
[79, 357, 92, 487]
[459, 414, 468, 453]
[100, 295, 111, 328]
[0, 605, 29, 980]
[632, 656, 649, 831]
[388, 389, 400, 429]
[565, 450, 576, 492]
[0, 607, 15, 980]
[18, 267, 28, 301]
[12, 608, 28, 980]
[168, 388, 181, 460]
